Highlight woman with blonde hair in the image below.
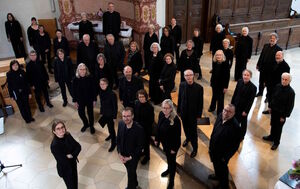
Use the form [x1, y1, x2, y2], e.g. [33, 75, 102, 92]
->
[127, 41, 143, 76]
[155, 99, 181, 189]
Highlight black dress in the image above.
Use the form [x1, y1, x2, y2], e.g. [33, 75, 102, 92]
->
[149, 52, 164, 104]
[143, 32, 158, 71]
[178, 49, 199, 82]
[159, 62, 177, 100]
[5, 20, 26, 58]
[51, 133, 81, 189]
[53, 37, 70, 56]
[160, 35, 175, 57]
[79, 20, 94, 40]
[127, 51, 143, 76]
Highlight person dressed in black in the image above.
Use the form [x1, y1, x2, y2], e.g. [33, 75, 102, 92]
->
[78, 12, 94, 41]
[149, 42, 164, 104]
[94, 53, 113, 89]
[26, 50, 53, 112]
[54, 29, 70, 57]
[262, 73, 295, 150]
[192, 28, 204, 80]
[72, 63, 97, 134]
[119, 66, 144, 108]
[159, 53, 177, 100]
[169, 18, 182, 64]
[117, 107, 144, 189]
[160, 26, 175, 57]
[155, 99, 181, 189]
[177, 69, 203, 158]
[77, 34, 99, 75]
[143, 24, 158, 72]
[234, 27, 253, 81]
[178, 40, 199, 82]
[127, 41, 143, 76]
[231, 69, 257, 140]
[222, 39, 233, 69]
[208, 104, 241, 189]
[27, 17, 39, 52]
[99, 78, 118, 152]
[7, 60, 34, 123]
[54, 49, 74, 107]
[103, 2, 121, 40]
[5, 13, 26, 58]
[36, 25, 52, 73]
[51, 121, 81, 189]
[134, 89, 154, 165]
[209, 50, 230, 115]
[104, 34, 125, 89]
[256, 33, 282, 97]
[210, 24, 226, 56]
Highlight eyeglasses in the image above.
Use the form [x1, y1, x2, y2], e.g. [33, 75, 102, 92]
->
[184, 74, 194, 77]
[223, 109, 232, 113]
[162, 106, 171, 109]
[55, 126, 65, 131]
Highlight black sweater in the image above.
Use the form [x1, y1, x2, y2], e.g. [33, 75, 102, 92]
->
[53, 37, 70, 56]
[6, 69, 31, 99]
[210, 61, 230, 89]
[53, 57, 74, 83]
[178, 49, 199, 73]
[99, 88, 118, 119]
[143, 32, 158, 54]
[36, 32, 51, 53]
[104, 41, 125, 70]
[72, 76, 97, 104]
[94, 64, 113, 89]
[160, 35, 175, 56]
[192, 36, 204, 59]
[159, 62, 177, 93]
[134, 101, 154, 135]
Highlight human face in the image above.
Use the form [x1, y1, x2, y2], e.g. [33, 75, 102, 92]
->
[215, 51, 223, 62]
[123, 67, 132, 79]
[171, 18, 176, 26]
[281, 75, 290, 86]
[130, 43, 137, 52]
[187, 42, 193, 50]
[12, 63, 19, 71]
[108, 3, 115, 12]
[152, 45, 158, 54]
[58, 51, 64, 60]
[163, 29, 169, 37]
[138, 94, 146, 103]
[99, 80, 108, 90]
[29, 53, 37, 61]
[223, 41, 229, 49]
[275, 51, 283, 63]
[242, 71, 251, 83]
[269, 35, 277, 46]
[83, 36, 90, 46]
[162, 102, 172, 117]
[222, 105, 235, 121]
[39, 26, 44, 33]
[165, 56, 172, 64]
[56, 31, 62, 38]
[149, 27, 154, 34]
[122, 110, 133, 125]
[193, 30, 199, 37]
[53, 123, 66, 138]
[107, 36, 114, 45]
[98, 57, 104, 67]
[82, 14, 87, 21]
[8, 14, 13, 21]
[31, 19, 37, 25]
[242, 28, 248, 36]
[184, 71, 194, 84]
[78, 66, 87, 77]
[216, 26, 222, 33]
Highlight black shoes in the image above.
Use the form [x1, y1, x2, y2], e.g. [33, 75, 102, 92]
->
[262, 135, 273, 141]
[262, 110, 270, 114]
[161, 169, 169, 177]
[182, 140, 189, 147]
[47, 103, 54, 108]
[81, 126, 88, 132]
[271, 144, 279, 150]
[141, 157, 150, 165]
[105, 135, 111, 141]
[264, 98, 268, 103]
[256, 92, 263, 97]
[39, 106, 45, 112]
[190, 150, 197, 158]
[63, 101, 68, 107]
[208, 174, 218, 180]
[108, 143, 116, 152]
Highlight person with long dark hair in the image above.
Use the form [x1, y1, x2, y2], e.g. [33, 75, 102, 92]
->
[36, 25, 52, 73]
[134, 89, 154, 165]
[27, 17, 39, 51]
[72, 63, 97, 134]
[98, 78, 118, 152]
[160, 26, 175, 57]
[155, 99, 181, 189]
[5, 13, 26, 58]
[143, 24, 158, 72]
[54, 49, 74, 107]
[127, 41, 143, 76]
[54, 29, 70, 57]
[7, 60, 34, 123]
[51, 121, 81, 189]
[94, 53, 113, 89]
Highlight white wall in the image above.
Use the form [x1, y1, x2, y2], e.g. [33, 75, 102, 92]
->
[291, 0, 300, 12]
[156, 0, 165, 41]
[0, 0, 60, 58]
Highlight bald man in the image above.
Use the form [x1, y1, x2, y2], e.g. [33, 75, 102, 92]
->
[263, 73, 295, 150]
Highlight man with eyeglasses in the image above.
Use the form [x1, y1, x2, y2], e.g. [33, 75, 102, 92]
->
[208, 104, 241, 189]
[117, 107, 144, 189]
[177, 69, 203, 158]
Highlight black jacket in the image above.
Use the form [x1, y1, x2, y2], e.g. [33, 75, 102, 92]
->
[119, 76, 144, 107]
[210, 61, 230, 89]
[72, 76, 97, 104]
[104, 41, 125, 70]
[159, 62, 177, 93]
[99, 88, 118, 119]
[178, 49, 199, 73]
[77, 41, 99, 73]
[210, 31, 226, 54]
[223, 48, 234, 67]
[270, 84, 295, 118]
[79, 20, 94, 40]
[155, 111, 181, 152]
[177, 81, 203, 119]
[209, 114, 241, 162]
[169, 24, 182, 45]
[36, 32, 51, 53]
[235, 35, 253, 60]
[26, 60, 49, 87]
[192, 36, 204, 59]
[134, 101, 154, 135]
[94, 63, 113, 89]
[50, 133, 81, 177]
[127, 51, 143, 75]
[231, 79, 257, 115]
[257, 43, 282, 72]
[53, 37, 70, 56]
[27, 26, 39, 46]
[143, 32, 158, 54]
[160, 35, 175, 56]
[270, 60, 290, 87]
[6, 69, 31, 100]
[103, 11, 121, 37]
[54, 57, 74, 83]
[117, 121, 144, 160]
[5, 20, 23, 41]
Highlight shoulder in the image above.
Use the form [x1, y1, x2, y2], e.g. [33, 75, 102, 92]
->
[179, 81, 186, 88]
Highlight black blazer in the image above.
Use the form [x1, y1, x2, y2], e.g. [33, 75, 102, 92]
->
[134, 101, 154, 135]
[210, 61, 230, 89]
[270, 60, 290, 87]
[127, 51, 143, 75]
[155, 111, 181, 152]
[99, 88, 118, 119]
[79, 20, 94, 40]
[50, 133, 81, 177]
[53, 57, 74, 83]
[103, 11, 121, 37]
[117, 121, 144, 160]
[72, 76, 97, 104]
[53, 37, 70, 56]
[5, 20, 23, 41]
[6, 69, 31, 100]
[159, 62, 177, 93]
[256, 43, 282, 72]
[26, 60, 49, 87]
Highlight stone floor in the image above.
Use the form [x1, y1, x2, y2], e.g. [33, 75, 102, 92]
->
[0, 45, 300, 189]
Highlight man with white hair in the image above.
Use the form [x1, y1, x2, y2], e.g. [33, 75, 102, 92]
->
[79, 12, 94, 40]
[263, 73, 295, 150]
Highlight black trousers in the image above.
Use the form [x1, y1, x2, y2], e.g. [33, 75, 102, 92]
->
[175, 45, 180, 64]
[266, 83, 275, 103]
[143, 129, 151, 159]
[58, 80, 73, 102]
[182, 117, 198, 151]
[165, 149, 177, 184]
[235, 113, 248, 139]
[234, 58, 247, 81]
[210, 87, 224, 115]
[40, 50, 52, 71]
[197, 58, 202, 78]
[212, 158, 229, 189]
[111, 65, 119, 87]
[11, 39, 26, 58]
[62, 163, 78, 189]
[270, 110, 286, 145]
[15, 95, 32, 122]
[124, 158, 138, 189]
[78, 101, 94, 127]
[100, 116, 116, 144]
[34, 84, 50, 108]
[258, 71, 267, 94]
